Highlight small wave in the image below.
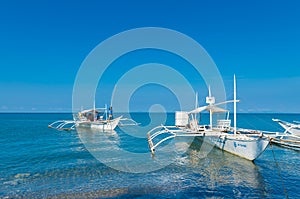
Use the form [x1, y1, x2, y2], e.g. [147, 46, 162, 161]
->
[14, 173, 30, 179]
[3, 180, 18, 186]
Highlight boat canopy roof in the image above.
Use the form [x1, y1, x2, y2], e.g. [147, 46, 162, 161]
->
[188, 105, 228, 114]
[80, 108, 107, 114]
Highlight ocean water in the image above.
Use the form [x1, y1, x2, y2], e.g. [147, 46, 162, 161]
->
[0, 113, 299, 198]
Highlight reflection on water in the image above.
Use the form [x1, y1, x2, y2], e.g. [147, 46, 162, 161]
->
[77, 126, 181, 173]
[163, 137, 268, 198]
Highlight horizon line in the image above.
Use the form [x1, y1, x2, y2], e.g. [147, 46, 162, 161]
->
[0, 111, 299, 114]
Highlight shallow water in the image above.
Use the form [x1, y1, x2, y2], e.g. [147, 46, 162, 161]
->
[0, 113, 299, 198]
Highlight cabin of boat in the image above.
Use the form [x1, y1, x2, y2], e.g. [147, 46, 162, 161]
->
[75, 107, 113, 122]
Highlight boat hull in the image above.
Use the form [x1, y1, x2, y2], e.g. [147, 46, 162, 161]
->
[205, 134, 269, 161]
[76, 116, 122, 131]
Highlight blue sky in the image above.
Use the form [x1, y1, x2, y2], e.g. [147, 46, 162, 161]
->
[1, 0, 300, 113]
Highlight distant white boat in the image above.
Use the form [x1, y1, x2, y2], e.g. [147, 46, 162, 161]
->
[267, 119, 300, 150]
[147, 75, 270, 161]
[74, 107, 122, 131]
[272, 119, 300, 137]
[48, 105, 138, 131]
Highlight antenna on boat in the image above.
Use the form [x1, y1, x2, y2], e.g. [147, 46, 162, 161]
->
[110, 84, 117, 109]
[206, 85, 215, 130]
[234, 74, 237, 135]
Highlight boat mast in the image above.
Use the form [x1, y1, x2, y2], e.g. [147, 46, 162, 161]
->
[209, 87, 212, 129]
[234, 74, 237, 135]
[195, 92, 198, 109]
[94, 100, 96, 122]
[105, 104, 108, 121]
[195, 92, 198, 121]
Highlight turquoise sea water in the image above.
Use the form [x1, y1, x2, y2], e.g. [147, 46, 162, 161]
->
[0, 113, 299, 198]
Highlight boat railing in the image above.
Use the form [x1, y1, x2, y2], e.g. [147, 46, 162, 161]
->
[216, 119, 231, 131]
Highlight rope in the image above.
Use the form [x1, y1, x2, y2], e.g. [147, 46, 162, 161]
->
[269, 141, 289, 199]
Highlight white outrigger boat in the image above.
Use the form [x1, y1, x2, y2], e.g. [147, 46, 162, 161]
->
[48, 105, 138, 131]
[266, 118, 300, 150]
[147, 75, 270, 161]
[272, 119, 300, 137]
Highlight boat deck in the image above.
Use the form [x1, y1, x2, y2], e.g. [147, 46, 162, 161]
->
[147, 125, 267, 155]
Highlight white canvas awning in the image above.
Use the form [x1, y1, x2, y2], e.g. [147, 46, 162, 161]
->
[188, 105, 228, 114]
[188, 105, 208, 114]
[208, 105, 228, 113]
[80, 108, 107, 114]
